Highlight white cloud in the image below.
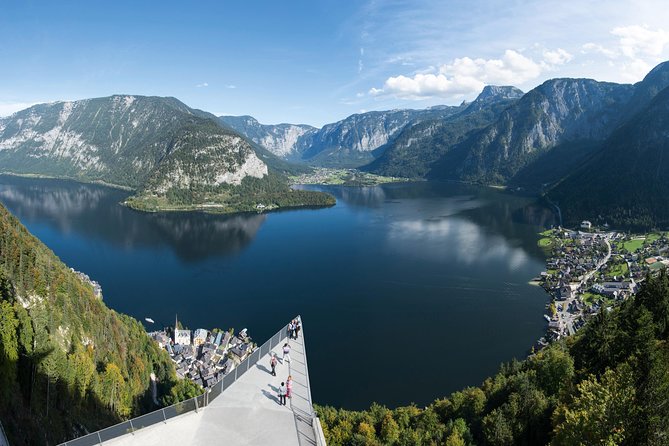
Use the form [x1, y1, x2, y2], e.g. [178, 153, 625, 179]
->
[226, 84, 237, 89]
[0, 102, 39, 117]
[581, 42, 618, 58]
[370, 50, 543, 99]
[580, 25, 669, 82]
[543, 48, 573, 65]
[196, 82, 209, 88]
[611, 25, 669, 59]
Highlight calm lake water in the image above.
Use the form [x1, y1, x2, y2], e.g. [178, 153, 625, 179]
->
[0, 175, 555, 409]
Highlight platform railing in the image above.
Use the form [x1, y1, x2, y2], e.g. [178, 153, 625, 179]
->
[59, 320, 293, 446]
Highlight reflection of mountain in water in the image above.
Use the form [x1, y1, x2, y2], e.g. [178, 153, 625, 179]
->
[148, 213, 266, 261]
[0, 176, 266, 261]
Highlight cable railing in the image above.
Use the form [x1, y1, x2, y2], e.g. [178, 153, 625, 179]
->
[59, 320, 292, 446]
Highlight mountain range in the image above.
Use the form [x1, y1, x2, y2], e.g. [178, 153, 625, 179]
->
[2, 61, 669, 226]
[223, 61, 669, 228]
[220, 105, 463, 167]
[0, 96, 333, 213]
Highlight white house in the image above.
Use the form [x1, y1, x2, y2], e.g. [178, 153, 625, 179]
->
[193, 329, 209, 347]
[581, 220, 592, 230]
[174, 329, 191, 345]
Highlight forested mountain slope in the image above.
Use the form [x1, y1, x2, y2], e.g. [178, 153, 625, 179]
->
[0, 203, 198, 445]
[318, 272, 669, 445]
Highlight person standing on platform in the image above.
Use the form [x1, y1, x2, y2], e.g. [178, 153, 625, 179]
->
[295, 318, 302, 339]
[270, 353, 277, 376]
[286, 375, 293, 399]
[278, 382, 287, 405]
[282, 343, 291, 363]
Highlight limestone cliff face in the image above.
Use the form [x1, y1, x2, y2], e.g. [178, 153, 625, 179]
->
[221, 106, 463, 167]
[452, 79, 635, 183]
[0, 95, 271, 202]
[219, 115, 317, 158]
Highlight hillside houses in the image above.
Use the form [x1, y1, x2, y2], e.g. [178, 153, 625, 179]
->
[149, 322, 255, 389]
[538, 228, 669, 348]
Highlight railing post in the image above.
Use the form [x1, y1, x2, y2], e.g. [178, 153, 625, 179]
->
[129, 419, 135, 434]
[97, 431, 103, 445]
[162, 408, 167, 423]
[194, 395, 199, 413]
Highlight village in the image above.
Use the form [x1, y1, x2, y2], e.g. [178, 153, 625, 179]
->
[536, 221, 669, 348]
[148, 319, 255, 389]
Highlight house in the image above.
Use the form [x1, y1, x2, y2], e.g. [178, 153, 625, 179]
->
[559, 286, 573, 300]
[213, 331, 223, 346]
[230, 343, 250, 359]
[193, 329, 208, 347]
[151, 332, 171, 348]
[216, 356, 230, 371]
[174, 329, 191, 346]
[220, 332, 232, 348]
[580, 221, 592, 230]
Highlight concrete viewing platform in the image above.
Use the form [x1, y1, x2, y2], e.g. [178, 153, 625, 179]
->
[68, 320, 324, 446]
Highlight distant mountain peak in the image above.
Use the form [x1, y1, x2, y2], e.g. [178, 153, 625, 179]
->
[475, 85, 524, 102]
[644, 60, 669, 79]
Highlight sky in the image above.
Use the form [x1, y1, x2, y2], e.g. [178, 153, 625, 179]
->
[1, 0, 669, 127]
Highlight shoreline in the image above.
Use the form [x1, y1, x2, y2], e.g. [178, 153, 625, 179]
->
[0, 171, 135, 191]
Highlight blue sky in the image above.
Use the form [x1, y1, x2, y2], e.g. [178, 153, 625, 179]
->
[2, 0, 669, 126]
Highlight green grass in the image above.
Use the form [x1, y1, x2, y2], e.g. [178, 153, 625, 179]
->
[539, 229, 555, 237]
[623, 238, 645, 252]
[582, 291, 615, 308]
[646, 233, 662, 244]
[538, 237, 553, 248]
[581, 292, 599, 307]
[608, 261, 629, 278]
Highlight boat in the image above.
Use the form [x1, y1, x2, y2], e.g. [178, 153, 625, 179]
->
[543, 314, 551, 322]
[145, 318, 155, 324]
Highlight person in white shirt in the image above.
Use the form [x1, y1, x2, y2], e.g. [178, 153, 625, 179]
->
[278, 382, 287, 405]
[282, 343, 291, 363]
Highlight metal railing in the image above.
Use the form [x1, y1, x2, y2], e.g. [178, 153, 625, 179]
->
[0, 420, 10, 446]
[59, 321, 291, 446]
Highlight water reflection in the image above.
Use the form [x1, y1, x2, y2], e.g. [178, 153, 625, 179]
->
[0, 176, 266, 261]
[0, 175, 558, 409]
[389, 217, 531, 271]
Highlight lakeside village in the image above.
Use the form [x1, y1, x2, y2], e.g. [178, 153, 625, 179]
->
[148, 318, 256, 389]
[535, 221, 669, 349]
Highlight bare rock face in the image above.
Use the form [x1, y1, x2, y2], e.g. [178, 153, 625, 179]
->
[221, 105, 463, 168]
[0, 94, 268, 194]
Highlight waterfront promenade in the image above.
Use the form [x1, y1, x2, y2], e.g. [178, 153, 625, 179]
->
[64, 320, 323, 446]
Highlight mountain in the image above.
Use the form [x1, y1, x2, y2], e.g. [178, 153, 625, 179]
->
[623, 60, 669, 118]
[0, 202, 199, 445]
[0, 96, 333, 213]
[221, 106, 463, 168]
[218, 115, 316, 158]
[434, 78, 635, 185]
[548, 84, 669, 228]
[364, 86, 523, 178]
[299, 107, 462, 167]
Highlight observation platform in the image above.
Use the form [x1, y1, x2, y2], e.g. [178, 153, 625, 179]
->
[60, 319, 325, 446]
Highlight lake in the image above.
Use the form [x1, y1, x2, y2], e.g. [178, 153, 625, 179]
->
[0, 175, 555, 410]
